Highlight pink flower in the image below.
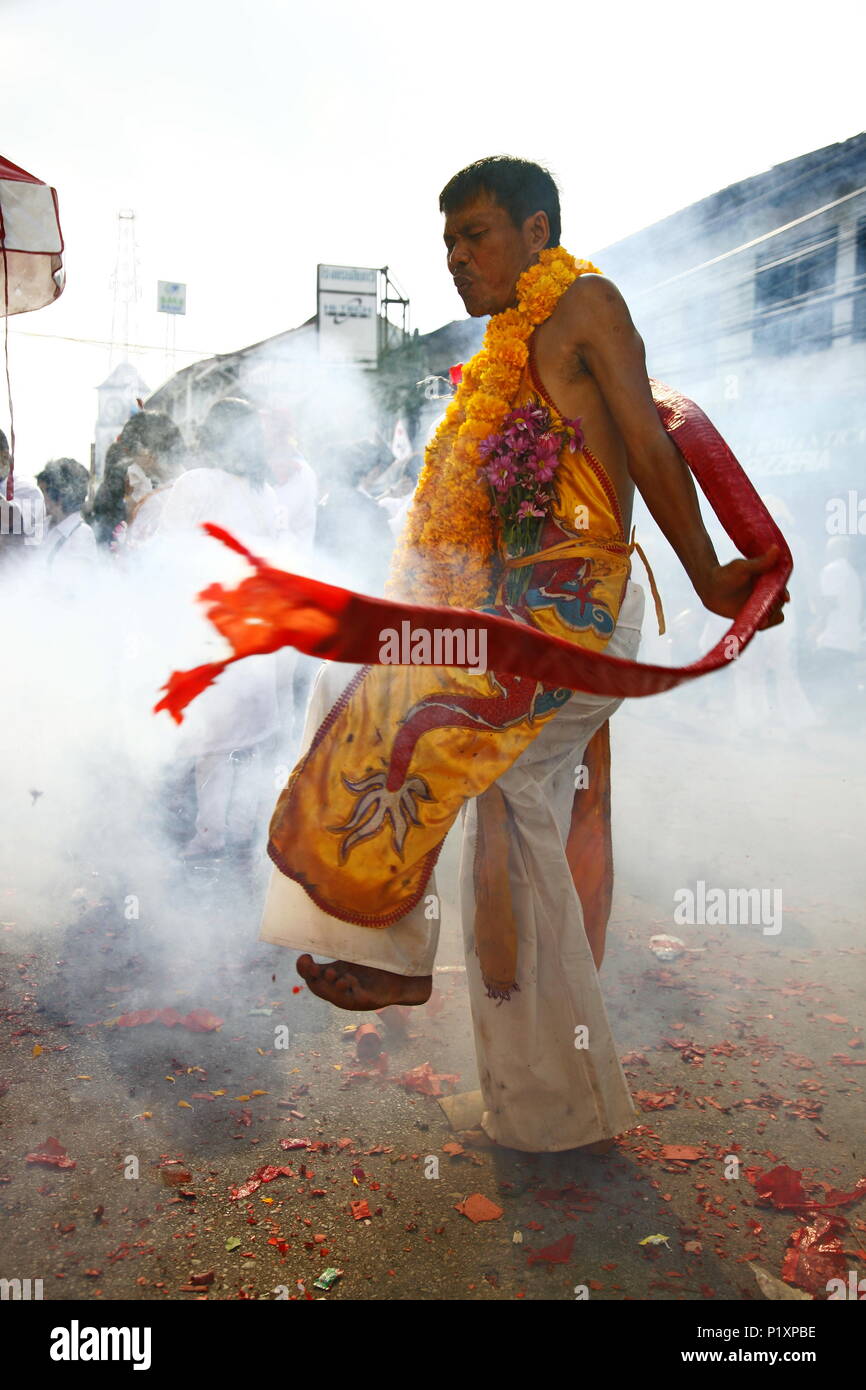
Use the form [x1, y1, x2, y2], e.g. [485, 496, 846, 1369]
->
[516, 499, 546, 520]
[483, 458, 518, 493]
[534, 460, 557, 483]
[563, 417, 584, 453]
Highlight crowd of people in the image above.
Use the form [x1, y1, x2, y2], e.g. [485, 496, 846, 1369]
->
[0, 399, 422, 866]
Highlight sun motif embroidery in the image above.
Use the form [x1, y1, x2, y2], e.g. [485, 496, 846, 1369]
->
[328, 770, 434, 863]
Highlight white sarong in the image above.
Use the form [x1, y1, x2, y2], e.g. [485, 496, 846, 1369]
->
[260, 580, 646, 1151]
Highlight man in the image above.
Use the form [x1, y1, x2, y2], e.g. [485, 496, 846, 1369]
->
[36, 458, 97, 567]
[1, 428, 46, 549]
[88, 411, 185, 549]
[261, 411, 318, 564]
[257, 157, 788, 1151]
[814, 535, 862, 726]
[314, 438, 396, 596]
[156, 398, 281, 859]
[259, 413, 319, 759]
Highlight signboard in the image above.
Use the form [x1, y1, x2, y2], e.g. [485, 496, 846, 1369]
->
[317, 264, 378, 364]
[157, 280, 187, 315]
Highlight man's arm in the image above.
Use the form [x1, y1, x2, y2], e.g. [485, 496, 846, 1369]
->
[565, 275, 787, 628]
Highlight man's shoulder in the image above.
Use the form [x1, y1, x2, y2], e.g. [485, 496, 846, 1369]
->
[546, 272, 635, 354]
[560, 272, 629, 319]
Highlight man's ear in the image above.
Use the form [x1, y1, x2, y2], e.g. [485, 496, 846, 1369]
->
[525, 210, 550, 252]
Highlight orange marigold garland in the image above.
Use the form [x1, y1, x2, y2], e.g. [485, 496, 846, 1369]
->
[386, 247, 601, 608]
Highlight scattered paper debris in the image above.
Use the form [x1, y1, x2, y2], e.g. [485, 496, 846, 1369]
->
[455, 1193, 503, 1223]
[25, 1137, 76, 1170]
[109, 1007, 223, 1032]
[391, 1062, 460, 1097]
[527, 1234, 575, 1265]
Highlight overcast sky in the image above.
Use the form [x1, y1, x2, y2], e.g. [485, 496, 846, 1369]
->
[2, 0, 864, 467]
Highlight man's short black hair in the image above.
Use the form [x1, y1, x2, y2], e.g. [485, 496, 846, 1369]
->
[118, 410, 183, 464]
[36, 458, 90, 516]
[439, 156, 561, 248]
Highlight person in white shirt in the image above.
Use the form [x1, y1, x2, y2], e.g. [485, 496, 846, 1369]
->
[155, 397, 282, 859]
[1, 427, 47, 549]
[261, 412, 318, 563]
[815, 536, 863, 727]
[88, 411, 187, 552]
[261, 411, 319, 757]
[36, 459, 97, 568]
[817, 537, 862, 655]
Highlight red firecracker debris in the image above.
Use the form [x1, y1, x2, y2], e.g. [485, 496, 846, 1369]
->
[527, 1233, 575, 1265]
[660, 1145, 705, 1162]
[391, 1061, 459, 1097]
[25, 1137, 76, 1170]
[781, 1216, 848, 1295]
[354, 1023, 382, 1062]
[455, 1193, 503, 1223]
[748, 1164, 866, 1214]
[112, 1007, 223, 1032]
[376, 1005, 412, 1037]
[230, 1165, 294, 1200]
[350, 1199, 371, 1221]
[635, 1089, 680, 1111]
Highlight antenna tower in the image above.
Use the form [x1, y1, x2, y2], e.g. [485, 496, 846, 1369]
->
[109, 209, 141, 368]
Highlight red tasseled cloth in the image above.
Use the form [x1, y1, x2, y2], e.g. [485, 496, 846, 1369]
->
[154, 380, 792, 723]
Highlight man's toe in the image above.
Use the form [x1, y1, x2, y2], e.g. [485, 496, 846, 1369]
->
[296, 954, 318, 980]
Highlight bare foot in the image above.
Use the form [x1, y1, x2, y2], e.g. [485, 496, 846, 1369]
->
[296, 954, 432, 1011]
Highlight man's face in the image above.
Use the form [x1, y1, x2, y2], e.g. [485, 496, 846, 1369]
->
[38, 484, 61, 523]
[443, 193, 547, 317]
[0, 447, 9, 481]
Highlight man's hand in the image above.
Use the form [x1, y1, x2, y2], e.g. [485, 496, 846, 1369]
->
[697, 544, 790, 630]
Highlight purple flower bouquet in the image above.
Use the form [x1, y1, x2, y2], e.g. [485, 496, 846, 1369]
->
[479, 402, 583, 607]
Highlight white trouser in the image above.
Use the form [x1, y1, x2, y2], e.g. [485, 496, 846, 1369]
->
[260, 580, 646, 1150]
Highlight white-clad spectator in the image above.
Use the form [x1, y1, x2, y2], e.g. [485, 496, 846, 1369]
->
[260, 411, 319, 760]
[261, 411, 317, 563]
[156, 397, 282, 860]
[36, 458, 97, 567]
[817, 536, 862, 656]
[1, 427, 46, 549]
[815, 536, 862, 727]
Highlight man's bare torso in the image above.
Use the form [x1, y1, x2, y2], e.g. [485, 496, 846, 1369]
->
[532, 286, 636, 537]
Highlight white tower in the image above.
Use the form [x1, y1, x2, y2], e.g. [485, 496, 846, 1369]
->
[94, 362, 151, 480]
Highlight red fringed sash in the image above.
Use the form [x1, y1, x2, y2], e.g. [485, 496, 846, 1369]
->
[155, 378, 792, 725]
